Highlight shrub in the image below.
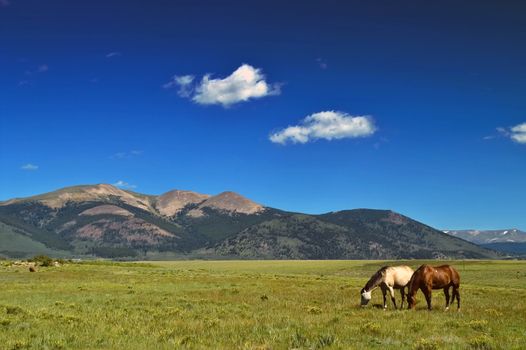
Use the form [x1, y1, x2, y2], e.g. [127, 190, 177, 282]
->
[468, 335, 493, 350]
[290, 330, 308, 348]
[467, 320, 489, 332]
[8, 340, 30, 350]
[484, 309, 503, 317]
[360, 322, 381, 335]
[316, 334, 336, 348]
[307, 306, 322, 314]
[28, 255, 54, 267]
[5, 306, 24, 315]
[413, 338, 439, 350]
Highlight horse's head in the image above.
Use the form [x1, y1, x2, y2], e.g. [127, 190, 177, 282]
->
[360, 288, 372, 306]
[406, 292, 416, 309]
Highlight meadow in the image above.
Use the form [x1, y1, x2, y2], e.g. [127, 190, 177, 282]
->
[0, 259, 525, 349]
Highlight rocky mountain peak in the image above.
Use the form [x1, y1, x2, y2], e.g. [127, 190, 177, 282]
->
[156, 190, 211, 216]
[1, 184, 153, 211]
[199, 191, 264, 215]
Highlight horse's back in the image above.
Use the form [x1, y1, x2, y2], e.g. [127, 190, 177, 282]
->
[387, 265, 414, 287]
[435, 265, 460, 280]
[429, 265, 461, 287]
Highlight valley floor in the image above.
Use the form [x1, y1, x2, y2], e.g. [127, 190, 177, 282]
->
[0, 259, 525, 349]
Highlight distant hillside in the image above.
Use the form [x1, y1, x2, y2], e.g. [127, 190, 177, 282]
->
[480, 243, 526, 255]
[444, 229, 526, 244]
[444, 229, 526, 255]
[0, 184, 499, 259]
[213, 210, 495, 259]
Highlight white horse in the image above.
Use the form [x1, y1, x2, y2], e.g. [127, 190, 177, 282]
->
[360, 265, 414, 309]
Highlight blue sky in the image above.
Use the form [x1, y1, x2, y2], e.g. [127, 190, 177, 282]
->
[1, 0, 525, 230]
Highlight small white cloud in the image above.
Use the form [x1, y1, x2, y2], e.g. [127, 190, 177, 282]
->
[37, 64, 48, 73]
[316, 58, 328, 70]
[106, 52, 121, 58]
[21, 163, 38, 171]
[17, 80, 32, 87]
[499, 123, 526, 144]
[270, 111, 377, 145]
[113, 180, 137, 189]
[510, 122, 526, 143]
[110, 150, 143, 159]
[0, 0, 10, 7]
[164, 64, 280, 107]
[163, 75, 194, 97]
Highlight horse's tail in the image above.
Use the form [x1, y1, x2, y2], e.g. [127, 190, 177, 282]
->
[447, 265, 460, 307]
[449, 265, 461, 287]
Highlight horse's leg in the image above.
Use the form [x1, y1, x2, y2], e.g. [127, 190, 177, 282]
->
[400, 287, 405, 309]
[388, 286, 397, 310]
[380, 284, 388, 309]
[454, 287, 461, 311]
[423, 287, 432, 310]
[443, 287, 450, 311]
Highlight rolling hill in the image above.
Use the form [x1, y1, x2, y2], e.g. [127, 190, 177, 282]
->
[0, 184, 499, 259]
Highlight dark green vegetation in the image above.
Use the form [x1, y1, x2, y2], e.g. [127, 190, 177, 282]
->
[0, 185, 499, 259]
[0, 260, 525, 349]
[0, 222, 69, 259]
[214, 211, 497, 259]
[481, 243, 526, 256]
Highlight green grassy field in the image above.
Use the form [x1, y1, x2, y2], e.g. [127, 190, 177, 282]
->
[1, 260, 525, 349]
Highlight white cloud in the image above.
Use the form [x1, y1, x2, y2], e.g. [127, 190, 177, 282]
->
[106, 52, 121, 58]
[270, 111, 377, 145]
[498, 123, 526, 144]
[21, 163, 38, 171]
[110, 150, 143, 159]
[316, 58, 328, 70]
[17, 80, 31, 87]
[37, 64, 48, 73]
[510, 122, 526, 143]
[113, 180, 137, 189]
[162, 74, 194, 97]
[163, 64, 280, 107]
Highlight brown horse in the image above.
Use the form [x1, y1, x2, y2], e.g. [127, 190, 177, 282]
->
[407, 264, 460, 311]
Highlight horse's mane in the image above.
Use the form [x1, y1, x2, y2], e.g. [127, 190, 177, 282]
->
[408, 264, 428, 291]
[364, 266, 389, 291]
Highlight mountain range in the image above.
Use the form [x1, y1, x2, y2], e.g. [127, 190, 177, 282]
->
[444, 229, 526, 255]
[0, 184, 499, 259]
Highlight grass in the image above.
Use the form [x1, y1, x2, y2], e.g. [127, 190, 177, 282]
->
[0, 260, 525, 349]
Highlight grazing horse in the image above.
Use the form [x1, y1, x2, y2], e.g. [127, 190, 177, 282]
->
[407, 264, 460, 311]
[360, 265, 414, 309]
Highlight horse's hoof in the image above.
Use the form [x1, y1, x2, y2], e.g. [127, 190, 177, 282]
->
[445, 307, 449, 311]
